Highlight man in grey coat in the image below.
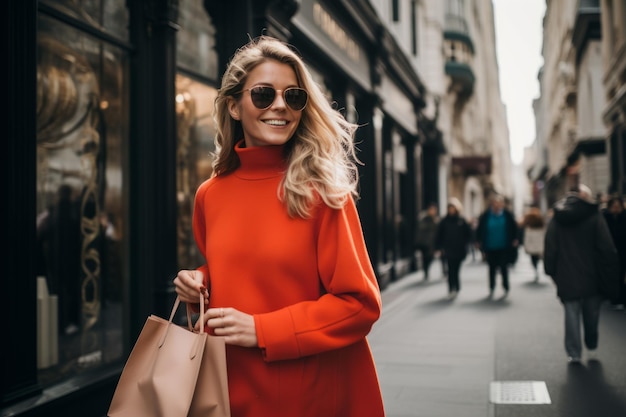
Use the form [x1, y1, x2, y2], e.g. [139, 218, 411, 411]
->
[544, 184, 620, 364]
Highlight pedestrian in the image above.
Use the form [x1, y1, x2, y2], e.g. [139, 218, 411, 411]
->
[172, 36, 385, 417]
[415, 202, 439, 281]
[602, 195, 626, 310]
[468, 217, 479, 262]
[434, 198, 472, 299]
[544, 184, 620, 364]
[475, 195, 519, 298]
[521, 205, 546, 282]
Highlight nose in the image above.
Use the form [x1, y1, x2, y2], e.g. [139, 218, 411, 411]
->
[269, 90, 287, 109]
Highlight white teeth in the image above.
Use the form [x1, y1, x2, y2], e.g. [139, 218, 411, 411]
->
[264, 120, 287, 126]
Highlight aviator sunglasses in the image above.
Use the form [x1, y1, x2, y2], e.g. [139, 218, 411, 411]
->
[242, 86, 309, 111]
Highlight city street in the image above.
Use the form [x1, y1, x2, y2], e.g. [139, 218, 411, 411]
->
[369, 250, 626, 417]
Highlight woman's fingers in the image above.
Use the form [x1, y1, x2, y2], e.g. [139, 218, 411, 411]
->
[204, 307, 258, 347]
[173, 270, 207, 304]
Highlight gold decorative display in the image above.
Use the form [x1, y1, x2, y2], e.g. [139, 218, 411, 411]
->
[36, 34, 103, 366]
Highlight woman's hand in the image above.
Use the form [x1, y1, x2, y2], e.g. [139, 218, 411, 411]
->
[173, 270, 208, 305]
[202, 307, 258, 348]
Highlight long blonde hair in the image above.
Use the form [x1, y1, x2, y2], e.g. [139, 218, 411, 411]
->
[212, 36, 360, 218]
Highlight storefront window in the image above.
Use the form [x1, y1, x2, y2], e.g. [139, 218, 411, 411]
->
[41, 0, 129, 42]
[175, 74, 218, 269]
[176, 0, 218, 81]
[35, 14, 128, 387]
[175, 0, 218, 270]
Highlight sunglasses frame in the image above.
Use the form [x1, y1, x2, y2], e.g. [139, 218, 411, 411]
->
[242, 86, 309, 111]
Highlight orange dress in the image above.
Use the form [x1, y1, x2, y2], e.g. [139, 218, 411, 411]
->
[192, 141, 385, 417]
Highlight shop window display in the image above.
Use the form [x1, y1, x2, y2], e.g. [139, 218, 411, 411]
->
[35, 15, 127, 387]
[175, 74, 218, 270]
[175, 0, 219, 271]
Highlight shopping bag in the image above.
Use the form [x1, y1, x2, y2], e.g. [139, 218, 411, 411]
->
[108, 293, 230, 417]
[188, 326, 231, 417]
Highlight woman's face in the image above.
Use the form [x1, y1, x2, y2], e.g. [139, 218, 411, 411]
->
[228, 60, 303, 148]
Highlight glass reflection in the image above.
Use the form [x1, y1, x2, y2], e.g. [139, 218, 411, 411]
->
[36, 16, 126, 387]
[175, 74, 218, 269]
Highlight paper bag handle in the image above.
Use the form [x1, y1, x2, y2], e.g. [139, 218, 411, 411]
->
[158, 291, 206, 356]
[167, 293, 205, 334]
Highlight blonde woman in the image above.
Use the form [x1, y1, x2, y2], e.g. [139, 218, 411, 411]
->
[173, 36, 385, 417]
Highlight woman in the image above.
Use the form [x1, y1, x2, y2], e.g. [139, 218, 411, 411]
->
[173, 36, 385, 417]
[434, 198, 472, 299]
[521, 206, 545, 282]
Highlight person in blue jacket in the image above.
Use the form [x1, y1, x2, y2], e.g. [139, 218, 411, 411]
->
[475, 194, 519, 298]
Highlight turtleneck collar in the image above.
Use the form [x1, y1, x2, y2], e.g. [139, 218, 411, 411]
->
[234, 139, 287, 180]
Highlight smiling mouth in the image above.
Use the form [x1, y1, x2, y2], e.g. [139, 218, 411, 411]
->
[263, 120, 288, 126]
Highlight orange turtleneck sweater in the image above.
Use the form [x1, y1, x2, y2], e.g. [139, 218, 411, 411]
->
[192, 141, 384, 417]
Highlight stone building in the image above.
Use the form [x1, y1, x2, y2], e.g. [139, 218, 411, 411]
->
[371, 0, 512, 222]
[530, 0, 621, 208]
[601, 0, 626, 196]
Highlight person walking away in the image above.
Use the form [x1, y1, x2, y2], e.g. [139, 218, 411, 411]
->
[603, 195, 626, 309]
[544, 184, 620, 364]
[415, 202, 439, 281]
[172, 36, 385, 417]
[521, 206, 546, 282]
[476, 195, 519, 298]
[434, 198, 472, 299]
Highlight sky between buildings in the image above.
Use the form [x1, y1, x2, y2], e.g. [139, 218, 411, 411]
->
[492, 0, 546, 165]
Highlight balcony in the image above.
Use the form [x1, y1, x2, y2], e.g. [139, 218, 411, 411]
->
[445, 61, 475, 95]
[444, 14, 475, 96]
[572, 0, 600, 63]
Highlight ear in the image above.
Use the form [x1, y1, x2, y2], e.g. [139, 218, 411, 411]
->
[227, 97, 240, 121]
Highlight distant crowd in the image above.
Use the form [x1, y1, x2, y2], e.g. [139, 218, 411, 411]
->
[415, 185, 625, 363]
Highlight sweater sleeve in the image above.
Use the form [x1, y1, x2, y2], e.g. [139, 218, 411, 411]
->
[254, 197, 382, 362]
[192, 182, 210, 288]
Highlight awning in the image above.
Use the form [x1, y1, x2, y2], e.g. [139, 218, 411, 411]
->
[451, 156, 492, 175]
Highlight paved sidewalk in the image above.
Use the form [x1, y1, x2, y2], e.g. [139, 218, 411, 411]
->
[368, 253, 626, 417]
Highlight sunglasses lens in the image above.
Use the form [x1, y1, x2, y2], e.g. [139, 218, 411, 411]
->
[248, 87, 308, 111]
[284, 88, 308, 111]
[250, 87, 276, 109]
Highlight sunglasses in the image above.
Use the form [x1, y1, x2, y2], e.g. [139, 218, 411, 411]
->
[242, 86, 308, 111]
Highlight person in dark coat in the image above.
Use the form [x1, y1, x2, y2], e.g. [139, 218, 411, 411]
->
[435, 198, 472, 299]
[475, 195, 519, 298]
[544, 184, 620, 364]
[415, 202, 439, 281]
[603, 195, 626, 309]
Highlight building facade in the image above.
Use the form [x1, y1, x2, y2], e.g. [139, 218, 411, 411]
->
[601, 0, 626, 196]
[530, 0, 623, 208]
[3, 1, 432, 416]
[372, 0, 512, 222]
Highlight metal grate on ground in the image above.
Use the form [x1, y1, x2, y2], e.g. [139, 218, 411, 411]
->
[489, 381, 552, 404]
